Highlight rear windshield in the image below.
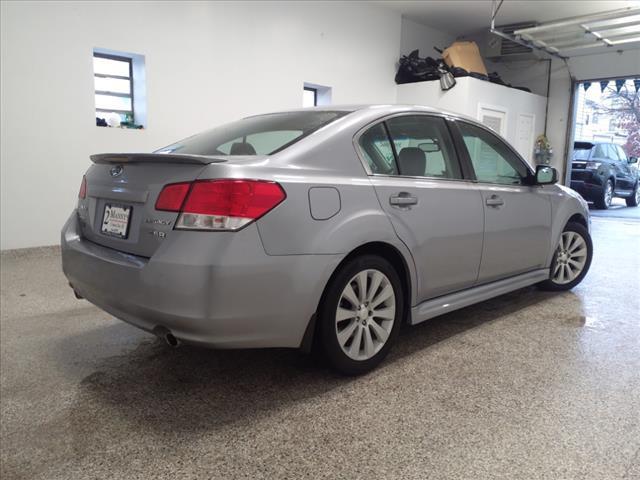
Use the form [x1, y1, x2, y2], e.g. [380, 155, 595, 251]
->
[156, 111, 348, 156]
[573, 148, 591, 160]
[573, 141, 593, 160]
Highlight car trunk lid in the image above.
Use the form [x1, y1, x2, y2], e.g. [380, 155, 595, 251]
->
[78, 154, 227, 257]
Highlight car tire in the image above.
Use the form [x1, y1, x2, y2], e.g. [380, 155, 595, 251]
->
[594, 179, 614, 209]
[538, 222, 593, 292]
[625, 182, 639, 207]
[318, 255, 403, 375]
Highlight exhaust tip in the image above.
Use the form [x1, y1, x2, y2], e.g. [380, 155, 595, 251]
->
[165, 333, 180, 348]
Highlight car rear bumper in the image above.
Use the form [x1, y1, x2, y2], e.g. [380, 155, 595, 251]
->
[570, 180, 602, 201]
[61, 212, 342, 349]
[570, 169, 606, 201]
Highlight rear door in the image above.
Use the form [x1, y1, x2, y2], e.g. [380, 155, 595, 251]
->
[453, 120, 551, 284]
[358, 114, 484, 302]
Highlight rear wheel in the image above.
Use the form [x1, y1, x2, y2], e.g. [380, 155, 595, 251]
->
[538, 222, 592, 291]
[319, 255, 403, 375]
[594, 179, 614, 209]
[625, 182, 639, 207]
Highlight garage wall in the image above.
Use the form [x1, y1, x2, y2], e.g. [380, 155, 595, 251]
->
[488, 50, 640, 175]
[0, 1, 402, 250]
[400, 17, 456, 57]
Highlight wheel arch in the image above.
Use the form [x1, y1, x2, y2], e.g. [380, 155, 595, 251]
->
[567, 213, 588, 229]
[299, 241, 413, 353]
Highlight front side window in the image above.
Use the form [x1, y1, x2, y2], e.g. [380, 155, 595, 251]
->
[458, 122, 529, 185]
[158, 111, 347, 156]
[385, 116, 461, 179]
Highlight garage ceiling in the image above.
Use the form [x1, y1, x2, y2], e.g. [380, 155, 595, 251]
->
[376, 0, 640, 36]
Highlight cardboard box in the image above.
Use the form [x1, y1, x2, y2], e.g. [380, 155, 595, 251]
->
[443, 41, 488, 76]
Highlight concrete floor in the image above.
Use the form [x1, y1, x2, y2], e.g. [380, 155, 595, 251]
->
[1, 216, 639, 480]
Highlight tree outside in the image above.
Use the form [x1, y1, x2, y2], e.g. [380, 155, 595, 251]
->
[574, 78, 640, 159]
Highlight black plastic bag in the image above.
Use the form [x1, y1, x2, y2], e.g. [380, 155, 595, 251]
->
[395, 49, 440, 84]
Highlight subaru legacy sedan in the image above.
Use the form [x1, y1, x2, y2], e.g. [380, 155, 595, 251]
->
[62, 105, 592, 374]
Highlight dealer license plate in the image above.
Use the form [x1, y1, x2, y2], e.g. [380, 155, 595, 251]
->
[101, 204, 132, 239]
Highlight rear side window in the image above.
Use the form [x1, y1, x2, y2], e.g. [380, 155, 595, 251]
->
[458, 122, 528, 185]
[386, 116, 461, 179]
[359, 116, 462, 179]
[157, 111, 348, 156]
[605, 144, 619, 161]
[593, 144, 609, 159]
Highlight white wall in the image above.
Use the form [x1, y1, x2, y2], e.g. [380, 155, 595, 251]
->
[1, 0, 402, 250]
[400, 17, 456, 57]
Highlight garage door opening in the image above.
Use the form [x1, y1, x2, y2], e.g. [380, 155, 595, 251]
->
[567, 77, 640, 216]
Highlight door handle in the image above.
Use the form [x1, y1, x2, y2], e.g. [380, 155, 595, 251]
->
[485, 194, 504, 207]
[389, 192, 418, 207]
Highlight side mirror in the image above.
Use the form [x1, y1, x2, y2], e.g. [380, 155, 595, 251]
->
[535, 165, 558, 185]
[628, 156, 638, 164]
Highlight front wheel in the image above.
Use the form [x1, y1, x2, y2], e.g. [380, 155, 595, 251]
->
[625, 182, 639, 207]
[538, 222, 593, 291]
[319, 255, 404, 375]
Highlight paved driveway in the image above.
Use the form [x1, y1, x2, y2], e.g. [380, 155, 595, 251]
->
[589, 198, 640, 220]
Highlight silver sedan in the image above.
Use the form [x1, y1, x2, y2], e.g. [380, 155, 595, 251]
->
[62, 105, 592, 374]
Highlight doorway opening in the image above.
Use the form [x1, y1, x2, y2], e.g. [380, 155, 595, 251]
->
[566, 77, 640, 216]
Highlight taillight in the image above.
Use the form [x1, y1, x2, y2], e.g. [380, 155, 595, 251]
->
[78, 175, 87, 199]
[156, 179, 285, 231]
[155, 182, 191, 211]
[586, 161, 602, 170]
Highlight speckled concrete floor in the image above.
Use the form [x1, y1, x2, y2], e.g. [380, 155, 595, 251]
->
[1, 217, 639, 480]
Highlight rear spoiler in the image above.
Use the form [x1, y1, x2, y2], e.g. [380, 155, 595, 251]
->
[90, 153, 227, 165]
[574, 141, 594, 150]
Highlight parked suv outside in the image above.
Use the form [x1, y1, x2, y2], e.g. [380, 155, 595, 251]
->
[570, 141, 639, 208]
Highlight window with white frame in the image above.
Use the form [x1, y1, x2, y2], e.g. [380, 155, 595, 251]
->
[93, 49, 146, 128]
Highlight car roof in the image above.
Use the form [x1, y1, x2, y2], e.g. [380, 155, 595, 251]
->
[574, 141, 619, 148]
[245, 104, 478, 123]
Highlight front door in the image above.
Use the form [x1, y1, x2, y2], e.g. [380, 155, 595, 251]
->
[455, 121, 552, 283]
[358, 115, 484, 303]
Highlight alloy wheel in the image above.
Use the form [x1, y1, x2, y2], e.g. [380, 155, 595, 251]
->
[335, 269, 395, 361]
[553, 231, 588, 285]
[605, 181, 613, 207]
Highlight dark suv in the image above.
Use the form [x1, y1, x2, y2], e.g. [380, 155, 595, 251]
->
[570, 141, 639, 209]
